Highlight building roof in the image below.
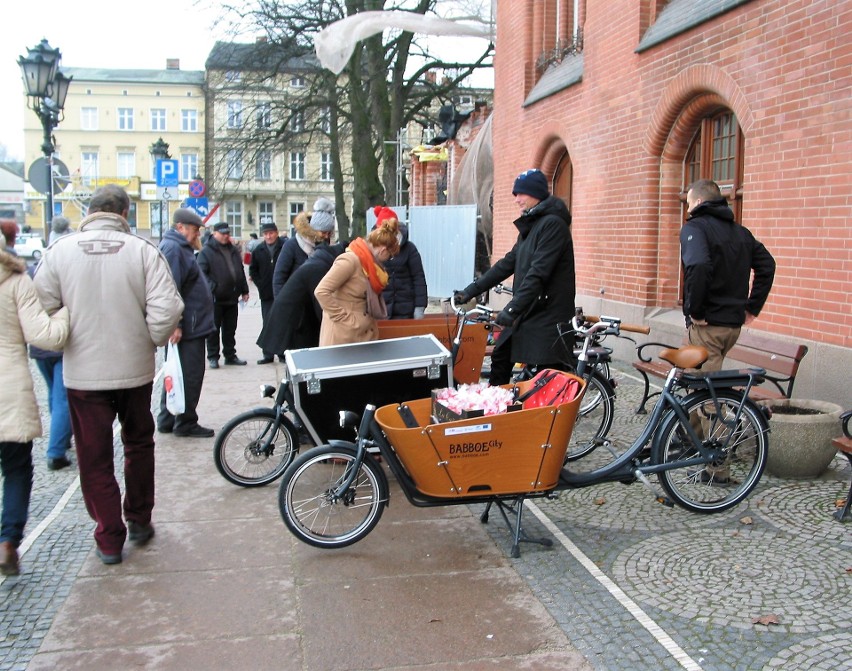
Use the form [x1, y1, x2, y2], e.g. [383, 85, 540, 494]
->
[205, 41, 320, 72]
[62, 67, 205, 86]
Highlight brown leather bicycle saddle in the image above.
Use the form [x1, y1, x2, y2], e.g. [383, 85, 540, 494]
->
[659, 345, 708, 369]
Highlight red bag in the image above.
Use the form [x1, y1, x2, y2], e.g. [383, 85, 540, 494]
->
[520, 369, 581, 409]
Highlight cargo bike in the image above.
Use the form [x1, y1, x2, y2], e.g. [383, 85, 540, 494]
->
[277, 315, 771, 557]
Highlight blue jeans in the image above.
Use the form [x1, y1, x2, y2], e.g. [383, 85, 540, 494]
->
[0, 441, 34, 547]
[35, 357, 73, 460]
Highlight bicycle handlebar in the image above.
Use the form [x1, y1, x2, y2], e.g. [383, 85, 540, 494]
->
[581, 314, 650, 335]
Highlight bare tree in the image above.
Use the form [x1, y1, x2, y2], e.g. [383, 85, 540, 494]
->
[210, 0, 493, 239]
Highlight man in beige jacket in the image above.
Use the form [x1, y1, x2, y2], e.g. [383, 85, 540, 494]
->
[35, 185, 183, 565]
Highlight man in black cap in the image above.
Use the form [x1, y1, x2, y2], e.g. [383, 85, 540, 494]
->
[157, 208, 216, 437]
[455, 168, 576, 385]
[249, 222, 286, 364]
[197, 222, 250, 368]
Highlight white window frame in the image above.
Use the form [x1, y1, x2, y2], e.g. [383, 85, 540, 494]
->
[257, 102, 272, 129]
[258, 201, 274, 225]
[289, 151, 305, 180]
[227, 101, 243, 129]
[117, 107, 134, 131]
[320, 152, 333, 181]
[181, 109, 198, 132]
[150, 108, 166, 132]
[226, 150, 243, 179]
[180, 153, 198, 182]
[81, 152, 99, 186]
[256, 151, 272, 181]
[225, 200, 243, 238]
[116, 152, 135, 180]
[81, 107, 98, 131]
[289, 110, 304, 133]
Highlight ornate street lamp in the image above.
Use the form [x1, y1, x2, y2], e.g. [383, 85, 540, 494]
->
[149, 138, 171, 238]
[18, 39, 72, 225]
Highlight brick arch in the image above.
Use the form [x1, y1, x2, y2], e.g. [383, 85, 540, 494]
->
[643, 63, 753, 158]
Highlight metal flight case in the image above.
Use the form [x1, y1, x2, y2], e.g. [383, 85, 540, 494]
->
[284, 335, 453, 444]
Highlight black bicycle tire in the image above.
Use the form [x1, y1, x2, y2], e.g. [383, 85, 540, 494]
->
[213, 408, 299, 487]
[653, 389, 768, 513]
[565, 371, 616, 461]
[278, 445, 386, 549]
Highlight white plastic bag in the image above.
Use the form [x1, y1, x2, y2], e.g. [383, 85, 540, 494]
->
[164, 342, 185, 415]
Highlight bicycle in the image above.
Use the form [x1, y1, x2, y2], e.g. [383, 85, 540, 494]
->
[213, 380, 301, 487]
[277, 316, 771, 557]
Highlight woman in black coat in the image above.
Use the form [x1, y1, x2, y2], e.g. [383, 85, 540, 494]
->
[257, 242, 348, 356]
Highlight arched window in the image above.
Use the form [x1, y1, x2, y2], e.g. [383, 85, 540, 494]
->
[553, 149, 573, 210]
[683, 110, 744, 221]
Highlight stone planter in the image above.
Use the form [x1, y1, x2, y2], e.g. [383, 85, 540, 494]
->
[758, 399, 843, 479]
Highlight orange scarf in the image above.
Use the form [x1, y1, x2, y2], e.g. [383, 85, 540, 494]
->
[348, 238, 388, 294]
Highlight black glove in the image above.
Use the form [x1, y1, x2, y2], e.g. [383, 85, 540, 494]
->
[495, 309, 516, 327]
[454, 283, 480, 305]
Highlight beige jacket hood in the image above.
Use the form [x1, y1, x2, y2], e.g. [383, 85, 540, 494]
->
[34, 212, 183, 391]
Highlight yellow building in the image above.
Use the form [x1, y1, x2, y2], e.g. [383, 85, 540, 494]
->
[21, 60, 205, 237]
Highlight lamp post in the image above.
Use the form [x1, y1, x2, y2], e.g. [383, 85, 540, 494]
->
[18, 39, 72, 227]
[149, 137, 171, 238]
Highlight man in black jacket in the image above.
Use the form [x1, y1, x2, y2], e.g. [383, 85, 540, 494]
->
[455, 169, 575, 385]
[681, 179, 776, 373]
[197, 222, 250, 368]
[157, 209, 216, 437]
[249, 222, 285, 364]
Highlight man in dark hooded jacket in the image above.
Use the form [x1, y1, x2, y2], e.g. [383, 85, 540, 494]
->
[157, 208, 216, 437]
[455, 169, 575, 385]
[681, 179, 775, 373]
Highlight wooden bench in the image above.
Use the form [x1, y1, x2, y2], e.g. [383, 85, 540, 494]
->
[632, 331, 809, 413]
[832, 409, 852, 522]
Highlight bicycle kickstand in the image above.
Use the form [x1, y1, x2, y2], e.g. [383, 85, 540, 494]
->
[633, 468, 674, 507]
[490, 496, 553, 558]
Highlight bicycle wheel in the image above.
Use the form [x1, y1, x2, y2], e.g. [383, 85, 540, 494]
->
[214, 408, 299, 487]
[653, 390, 769, 513]
[564, 372, 615, 461]
[278, 445, 387, 549]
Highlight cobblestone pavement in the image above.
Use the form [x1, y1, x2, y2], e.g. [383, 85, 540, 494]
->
[2, 332, 850, 670]
[476, 363, 852, 671]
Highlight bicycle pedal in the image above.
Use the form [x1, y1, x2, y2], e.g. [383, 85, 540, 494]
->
[656, 496, 675, 508]
[545, 491, 560, 500]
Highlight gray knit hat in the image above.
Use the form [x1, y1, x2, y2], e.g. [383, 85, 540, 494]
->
[310, 197, 336, 232]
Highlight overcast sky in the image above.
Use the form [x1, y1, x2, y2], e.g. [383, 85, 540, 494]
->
[2, 1, 493, 164]
[1, 0, 224, 161]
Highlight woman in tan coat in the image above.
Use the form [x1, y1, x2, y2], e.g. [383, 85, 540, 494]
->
[0, 243, 69, 575]
[314, 218, 401, 346]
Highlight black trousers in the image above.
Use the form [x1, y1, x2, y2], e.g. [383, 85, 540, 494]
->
[158, 337, 206, 431]
[260, 298, 274, 358]
[487, 326, 571, 386]
[207, 302, 239, 360]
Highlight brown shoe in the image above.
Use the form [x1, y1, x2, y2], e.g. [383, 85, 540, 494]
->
[1, 541, 20, 576]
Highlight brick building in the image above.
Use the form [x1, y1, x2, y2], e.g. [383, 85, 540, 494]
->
[491, 0, 851, 404]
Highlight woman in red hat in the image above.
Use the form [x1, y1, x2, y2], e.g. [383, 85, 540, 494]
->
[314, 216, 401, 346]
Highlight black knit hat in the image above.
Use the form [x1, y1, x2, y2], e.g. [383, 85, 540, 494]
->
[512, 169, 549, 201]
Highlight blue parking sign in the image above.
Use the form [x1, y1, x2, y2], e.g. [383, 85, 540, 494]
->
[155, 160, 179, 187]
